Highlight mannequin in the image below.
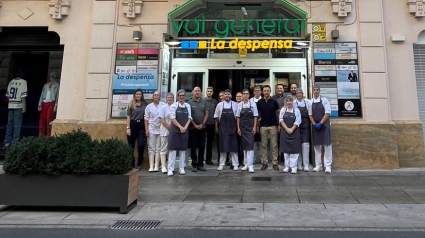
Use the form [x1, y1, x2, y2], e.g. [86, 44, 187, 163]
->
[38, 72, 60, 137]
[3, 71, 28, 147]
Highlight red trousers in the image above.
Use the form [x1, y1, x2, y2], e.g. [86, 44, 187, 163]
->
[39, 102, 55, 137]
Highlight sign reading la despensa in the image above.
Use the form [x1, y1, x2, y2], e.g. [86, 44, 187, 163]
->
[172, 15, 304, 39]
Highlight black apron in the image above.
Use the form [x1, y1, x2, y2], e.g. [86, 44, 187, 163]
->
[168, 104, 189, 150]
[312, 97, 331, 146]
[280, 109, 301, 155]
[218, 102, 238, 153]
[239, 102, 255, 150]
[297, 99, 311, 143]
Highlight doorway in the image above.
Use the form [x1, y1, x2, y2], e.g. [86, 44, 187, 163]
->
[208, 69, 270, 100]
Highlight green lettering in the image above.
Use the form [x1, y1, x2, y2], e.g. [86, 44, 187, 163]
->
[247, 19, 259, 34]
[230, 19, 245, 35]
[214, 19, 229, 38]
[172, 19, 185, 33]
[184, 18, 200, 34]
[261, 19, 276, 34]
[284, 19, 300, 34]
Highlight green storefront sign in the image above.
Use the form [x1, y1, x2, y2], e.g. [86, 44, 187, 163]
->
[116, 55, 138, 60]
[172, 15, 305, 39]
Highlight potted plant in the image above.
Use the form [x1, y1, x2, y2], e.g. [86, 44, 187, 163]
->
[0, 131, 138, 214]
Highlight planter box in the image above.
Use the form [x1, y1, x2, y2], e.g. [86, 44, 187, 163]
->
[0, 169, 139, 214]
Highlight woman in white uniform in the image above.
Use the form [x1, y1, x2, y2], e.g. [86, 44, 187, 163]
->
[279, 95, 302, 174]
[168, 89, 192, 176]
[144, 90, 165, 172]
[158, 92, 174, 174]
[236, 89, 258, 173]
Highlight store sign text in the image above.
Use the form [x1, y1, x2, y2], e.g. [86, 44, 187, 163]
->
[182, 38, 293, 52]
[172, 15, 303, 38]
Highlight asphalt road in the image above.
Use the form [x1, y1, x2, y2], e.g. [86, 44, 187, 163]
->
[1, 228, 425, 238]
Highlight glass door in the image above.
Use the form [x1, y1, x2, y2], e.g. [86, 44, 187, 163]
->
[170, 68, 208, 101]
[270, 67, 308, 98]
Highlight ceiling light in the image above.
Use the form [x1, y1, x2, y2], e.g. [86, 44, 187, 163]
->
[165, 41, 181, 46]
[241, 7, 248, 16]
[296, 42, 308, 46]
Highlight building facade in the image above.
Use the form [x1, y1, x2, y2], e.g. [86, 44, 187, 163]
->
[0, 0, 424, 169]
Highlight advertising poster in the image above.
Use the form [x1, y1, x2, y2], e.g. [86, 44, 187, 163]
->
[161, 50, 170, 101]
[115, 66, 137, 74]
[313, 42, 362, 117]
[112, 72, 158, 94]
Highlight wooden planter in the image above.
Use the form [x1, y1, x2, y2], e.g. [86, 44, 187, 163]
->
[0, 169, 139, 214]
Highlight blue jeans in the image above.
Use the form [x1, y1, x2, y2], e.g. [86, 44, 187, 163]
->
[4, 108, 23, 144]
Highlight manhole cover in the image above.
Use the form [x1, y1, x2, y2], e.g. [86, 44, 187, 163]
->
[110, 220, 162, 230]
[251, 177, 272, 181]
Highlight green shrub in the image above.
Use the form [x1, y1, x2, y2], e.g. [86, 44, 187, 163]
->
[3, 130, 132, 175]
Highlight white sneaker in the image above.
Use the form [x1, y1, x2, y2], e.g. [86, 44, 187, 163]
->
[148, 167, 154, 172]
[313, 166, 322, 172]
[248, 167, 254, 173]
[304, 166, 310, 172]
[291, 168, 297, 174]
[241, 165, 248, 171]
[325, 167, 332, 174]
[283, 167, 289, 173]
[162, 167, 167, 174]
[233, 166, 239, 171]
[217, 166, 223, 171]
[297, 165, 302, 171]
[167, 171, 173, 176]
[179, 168, 185, 175]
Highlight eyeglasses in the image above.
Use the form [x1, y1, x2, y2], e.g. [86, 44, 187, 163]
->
[178, 95, 185, 97]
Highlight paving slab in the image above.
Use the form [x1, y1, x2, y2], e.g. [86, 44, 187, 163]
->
[64, 212, 133, 221]
[196, 203, 264, 222]
[264, 203, 332, 223]
[335, 222, 377, 228]
[181, 220, 221, 227]
[0, 211, 70, 220]
[308, 170, 354, 177]
[131, 202, 204, 221]
[385, 204, 425, 223]
[220, 221, 259, 227]
[325, 177, 381, 188]
[371, 176, 425, 188]
[402, 189, 425, 204]
[159, 220, 184, 227]
[139, 177, 184, 188]
[60, 219, 101, 225]
[325, 204, 400, 223]
[297, 188, 359, 204]
[273, 176, 331, 189]
[258, 221, 298, 227]
[183, 188, 243, 203]
[348, 188, 418, 204]
[138, 188, 191, 202]
[242, 188, 299, 203]
[351, 170, 399, 177]
[0, 219, 63, 225]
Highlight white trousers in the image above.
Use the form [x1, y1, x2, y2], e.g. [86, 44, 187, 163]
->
[243, 150, 254, 169]
[159, 136, 168, 155]
[219, 152, 238, 166]
[168, 150, 185, 172]
[314, 144, 333, 168]
[147, 134, 161, 155]
[298, 143, 310, 168]
[284, 153, 299, 168]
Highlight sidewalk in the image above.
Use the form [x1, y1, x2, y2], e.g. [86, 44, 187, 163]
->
[2, 164, 425, 229]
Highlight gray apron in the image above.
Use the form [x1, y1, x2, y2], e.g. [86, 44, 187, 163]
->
[312, 97, 331, 146]
[280, 109, 301, 154]
[168, 104, 189, 150]
[297, 100, 311, 143]
[239, 102, 255, 150]
[218, 103, 238, 153]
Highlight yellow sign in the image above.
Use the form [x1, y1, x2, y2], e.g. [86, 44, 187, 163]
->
[208, 38, 293, 52]
[312, 33, 326, 42]
[239, 48, 247, 58]
[312, 24, 326, 33]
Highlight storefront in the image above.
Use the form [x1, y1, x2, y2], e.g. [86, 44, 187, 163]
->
[1, 0, 424, 169]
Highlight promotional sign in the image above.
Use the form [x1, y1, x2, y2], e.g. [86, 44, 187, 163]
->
[161, 50, 170, 101]
[312, 23, 326, 42]
[180, 38, 293, 52]
[112, 43, 160, 118]
[313, 42, 362, 118]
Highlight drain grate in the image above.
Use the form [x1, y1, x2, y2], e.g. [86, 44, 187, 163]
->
[251, 176, 272, 181]
[110, 220, 162, 230]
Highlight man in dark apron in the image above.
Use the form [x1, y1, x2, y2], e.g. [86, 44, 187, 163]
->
[250, 86, 262, 164]
[168, 89, 192, 176]
[279, 96, 302, 174]
[294, 88, 311, 172]
[214, 89, 239, 171]
[237, 89, 259, 173]
[308, 85, 333, 174]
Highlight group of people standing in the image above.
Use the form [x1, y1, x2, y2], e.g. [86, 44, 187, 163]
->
[126, 84, 333, 176]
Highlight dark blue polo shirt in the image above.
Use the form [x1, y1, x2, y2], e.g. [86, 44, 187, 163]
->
[257, 97, 279, 127]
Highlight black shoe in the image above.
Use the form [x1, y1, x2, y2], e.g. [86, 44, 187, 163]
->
[229, 165, 234, 170]
[226, 161, 231, 166]
[197, 166, 206, 171]
[206, 161, 214, 165]
[192, 167, 198, 172]
[261, 164, 268, 171]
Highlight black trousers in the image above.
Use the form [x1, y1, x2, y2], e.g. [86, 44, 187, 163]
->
[206, 124, 215, 162]
[127, 120, 146, 166]
[189, 128, 206, 167]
